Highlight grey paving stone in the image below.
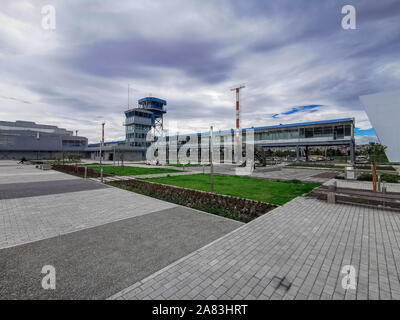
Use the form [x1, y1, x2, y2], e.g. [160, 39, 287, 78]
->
[110, 197, 400, 300]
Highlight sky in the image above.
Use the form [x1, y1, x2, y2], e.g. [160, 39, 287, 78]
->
[0, 0, 399, 143]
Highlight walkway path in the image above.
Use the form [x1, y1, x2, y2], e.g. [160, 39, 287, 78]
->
[0, 161, 241, 299]
[111, 197, 400, 300]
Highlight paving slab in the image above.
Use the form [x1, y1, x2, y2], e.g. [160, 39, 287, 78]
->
[0, 165, 80, 184]
[0, 206, 242, 299]
[111, 197, 400, 300]
[0, 179, 108, 200]
[0, 187, 178, 249]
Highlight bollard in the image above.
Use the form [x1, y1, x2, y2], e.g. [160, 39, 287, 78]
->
[328, 181, 337, 192]
[327, 192, 336, 204]
[100, 167, 103, 183]
[382, 182, 387, 194]
[377, 175, 381, 192]
[84, 166, 87, 179]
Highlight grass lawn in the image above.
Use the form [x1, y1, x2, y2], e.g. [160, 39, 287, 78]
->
[142, 174, 320, 205]
[85, 165, 179, 176]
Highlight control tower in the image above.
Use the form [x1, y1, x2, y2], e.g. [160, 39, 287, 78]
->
[138, 97, 167, 138]
[124, 97, 167, 148]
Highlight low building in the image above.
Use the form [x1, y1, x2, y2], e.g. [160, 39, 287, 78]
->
[0, 120, 88, 160]
[161, 118, 356, 164]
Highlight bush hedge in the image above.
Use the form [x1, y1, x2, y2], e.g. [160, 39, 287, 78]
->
[357, 172, 399, 183]
[52, 164, 102, 178]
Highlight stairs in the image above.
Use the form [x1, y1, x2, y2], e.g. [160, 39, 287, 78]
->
[308, 185, 400, 211]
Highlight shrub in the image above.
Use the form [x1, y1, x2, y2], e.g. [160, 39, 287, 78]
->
[357, 172, 399, 183]
[52, 164, 100, 178]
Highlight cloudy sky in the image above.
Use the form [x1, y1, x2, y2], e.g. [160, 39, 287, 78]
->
[1, 0, 399, 143]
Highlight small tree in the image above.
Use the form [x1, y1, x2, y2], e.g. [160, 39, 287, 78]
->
[120, 149, 125, 166]
[70, 153, 82, 166]
[362, 143, 388, 192]
[55, 152, 63, 164]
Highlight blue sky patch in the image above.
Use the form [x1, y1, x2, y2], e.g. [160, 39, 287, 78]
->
[272, 105, 322, 119]
[355, 128, 376, 136]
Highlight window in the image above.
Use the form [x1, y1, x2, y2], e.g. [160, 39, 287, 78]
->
[305, 128, 314, 138]
[345, 125, 351, 136]
[62, 140, 85, 147]
[314, 127, 323, 137]
[335, 125, 344, 138]
[323, 126, 333, 136]
[288, 129, 298, 139]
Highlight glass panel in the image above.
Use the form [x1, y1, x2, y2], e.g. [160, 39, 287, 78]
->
[314, 127, 323, 137]
[345, 125, 351, 136]
[305, 128, 314, 138]
[335, 125, 344, 139]
[289, 129, 299, 139]
[323, 126, 333, 136]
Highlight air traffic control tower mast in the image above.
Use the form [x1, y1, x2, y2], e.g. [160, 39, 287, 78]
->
[138, 97, 167, 138]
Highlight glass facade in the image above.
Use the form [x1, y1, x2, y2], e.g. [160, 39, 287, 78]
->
[126, 132, 148, 139]
[125, 124, 152, 132]
[130, 141, 151, 147]
[62, 140, 87, 147]
[254, 124, 351, 141]
[125, 110, 152, 119]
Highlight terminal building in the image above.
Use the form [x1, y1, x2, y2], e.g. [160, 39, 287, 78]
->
[87, 95, 355, 164]
[161, 118, 356, 164]
[0, 120, 88, 160]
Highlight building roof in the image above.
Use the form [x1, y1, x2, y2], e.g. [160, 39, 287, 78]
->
[87, 118, 354, 144]
[168, 118, 354, 138]
[249, 118, 353, 131]
[138, 97, 167, 105]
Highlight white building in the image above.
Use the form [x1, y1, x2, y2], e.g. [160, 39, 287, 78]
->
[360, 90, 400, 162]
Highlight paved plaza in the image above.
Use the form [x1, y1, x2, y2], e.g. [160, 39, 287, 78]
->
[0, 162, 241, 299]
[2, 161, 400, 300]
[111, 197, 400, 300]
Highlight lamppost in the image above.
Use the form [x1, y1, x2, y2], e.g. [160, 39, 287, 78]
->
[210, 125, 214, 193]
[100, 122, 105, 182]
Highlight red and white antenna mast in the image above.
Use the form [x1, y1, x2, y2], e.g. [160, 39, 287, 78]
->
[230, 84, 246, 145]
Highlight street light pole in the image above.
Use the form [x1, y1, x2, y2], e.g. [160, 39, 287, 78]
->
[100, 122, 105, 183]
[210, 125, 214, 193]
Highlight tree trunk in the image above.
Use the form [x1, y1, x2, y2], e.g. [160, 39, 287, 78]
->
[372, 163, 377, 192]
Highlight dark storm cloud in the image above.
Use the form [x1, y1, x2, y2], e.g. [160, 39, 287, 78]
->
[1, 0, 399, 142]
[26, 84, 111, 114]
[65, 36, 235, 83]
[0, 95, 31, 104]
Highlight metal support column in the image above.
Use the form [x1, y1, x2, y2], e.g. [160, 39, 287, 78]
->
[305, 145, 309, 162]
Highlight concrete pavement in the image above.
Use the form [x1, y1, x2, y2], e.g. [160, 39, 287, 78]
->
[0, 161, 242, 299]
[111, 197, 400, 300]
